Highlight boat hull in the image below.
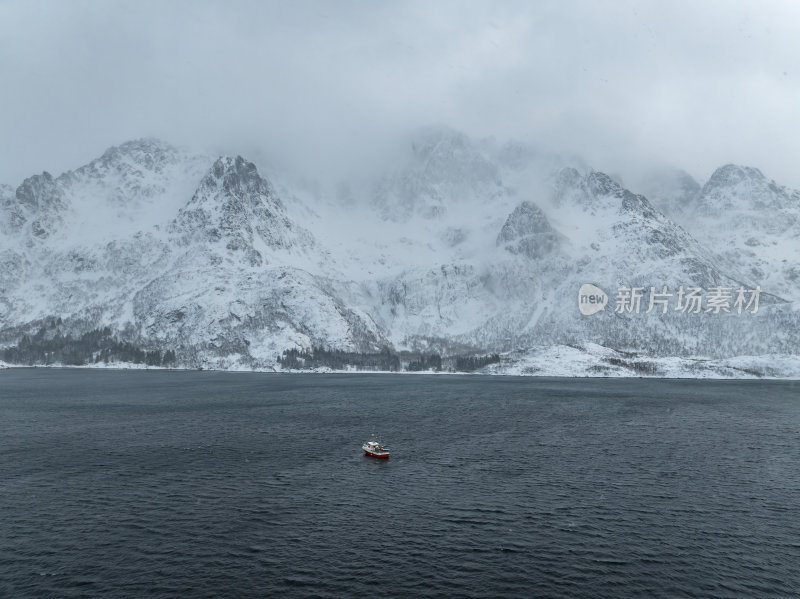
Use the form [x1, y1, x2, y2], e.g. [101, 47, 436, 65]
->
[362, 449, 390, 459]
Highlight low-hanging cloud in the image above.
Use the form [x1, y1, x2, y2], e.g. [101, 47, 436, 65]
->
[1, 0, 799, 188]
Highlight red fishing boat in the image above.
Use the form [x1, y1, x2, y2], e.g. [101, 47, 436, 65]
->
[362, 440, 390, 458]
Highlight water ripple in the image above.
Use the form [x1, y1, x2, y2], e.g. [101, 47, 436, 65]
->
[1, 371, 799, 598]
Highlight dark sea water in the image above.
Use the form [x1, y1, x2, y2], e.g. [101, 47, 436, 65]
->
[1, 370, 799, 598]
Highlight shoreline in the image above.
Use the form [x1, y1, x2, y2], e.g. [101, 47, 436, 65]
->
[2, 361, 799, 381]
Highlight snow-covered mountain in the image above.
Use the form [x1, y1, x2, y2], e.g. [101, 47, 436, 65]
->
[0, 141, 388, 368]
[1, 130, 797, 374]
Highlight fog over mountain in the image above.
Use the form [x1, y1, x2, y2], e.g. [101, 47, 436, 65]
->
[2, 1, 800, 190]
[1, 2, 798, 376]
[0, 131, 798, 376]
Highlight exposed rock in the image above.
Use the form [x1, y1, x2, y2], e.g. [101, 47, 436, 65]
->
[496, 201, 564, 259]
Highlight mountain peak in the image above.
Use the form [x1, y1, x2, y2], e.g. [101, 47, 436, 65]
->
[585, 171, 624, 198]
[170, 154, 315, 263]
[699, 163, 792, 213]
[704, 164, 766, 190]
[92, 138, 180, 172]
[111, 137, 176, 153]
[62, 137, 188, 193]
[202, 155, 276, 201]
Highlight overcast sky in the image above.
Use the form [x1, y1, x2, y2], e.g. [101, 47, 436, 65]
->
[1, 0, 798, 188]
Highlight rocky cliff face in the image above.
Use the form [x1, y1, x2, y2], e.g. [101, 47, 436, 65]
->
[8, 172, 67, 240]
[497, 201, 565, 260]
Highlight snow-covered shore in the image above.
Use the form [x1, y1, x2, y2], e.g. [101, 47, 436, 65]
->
[2, 347, 799, 380]
[486, 344, 800, 379]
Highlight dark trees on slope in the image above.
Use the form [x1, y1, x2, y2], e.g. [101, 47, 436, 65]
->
[2, 327, 178, 367]
[278, 346, 401, 371]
